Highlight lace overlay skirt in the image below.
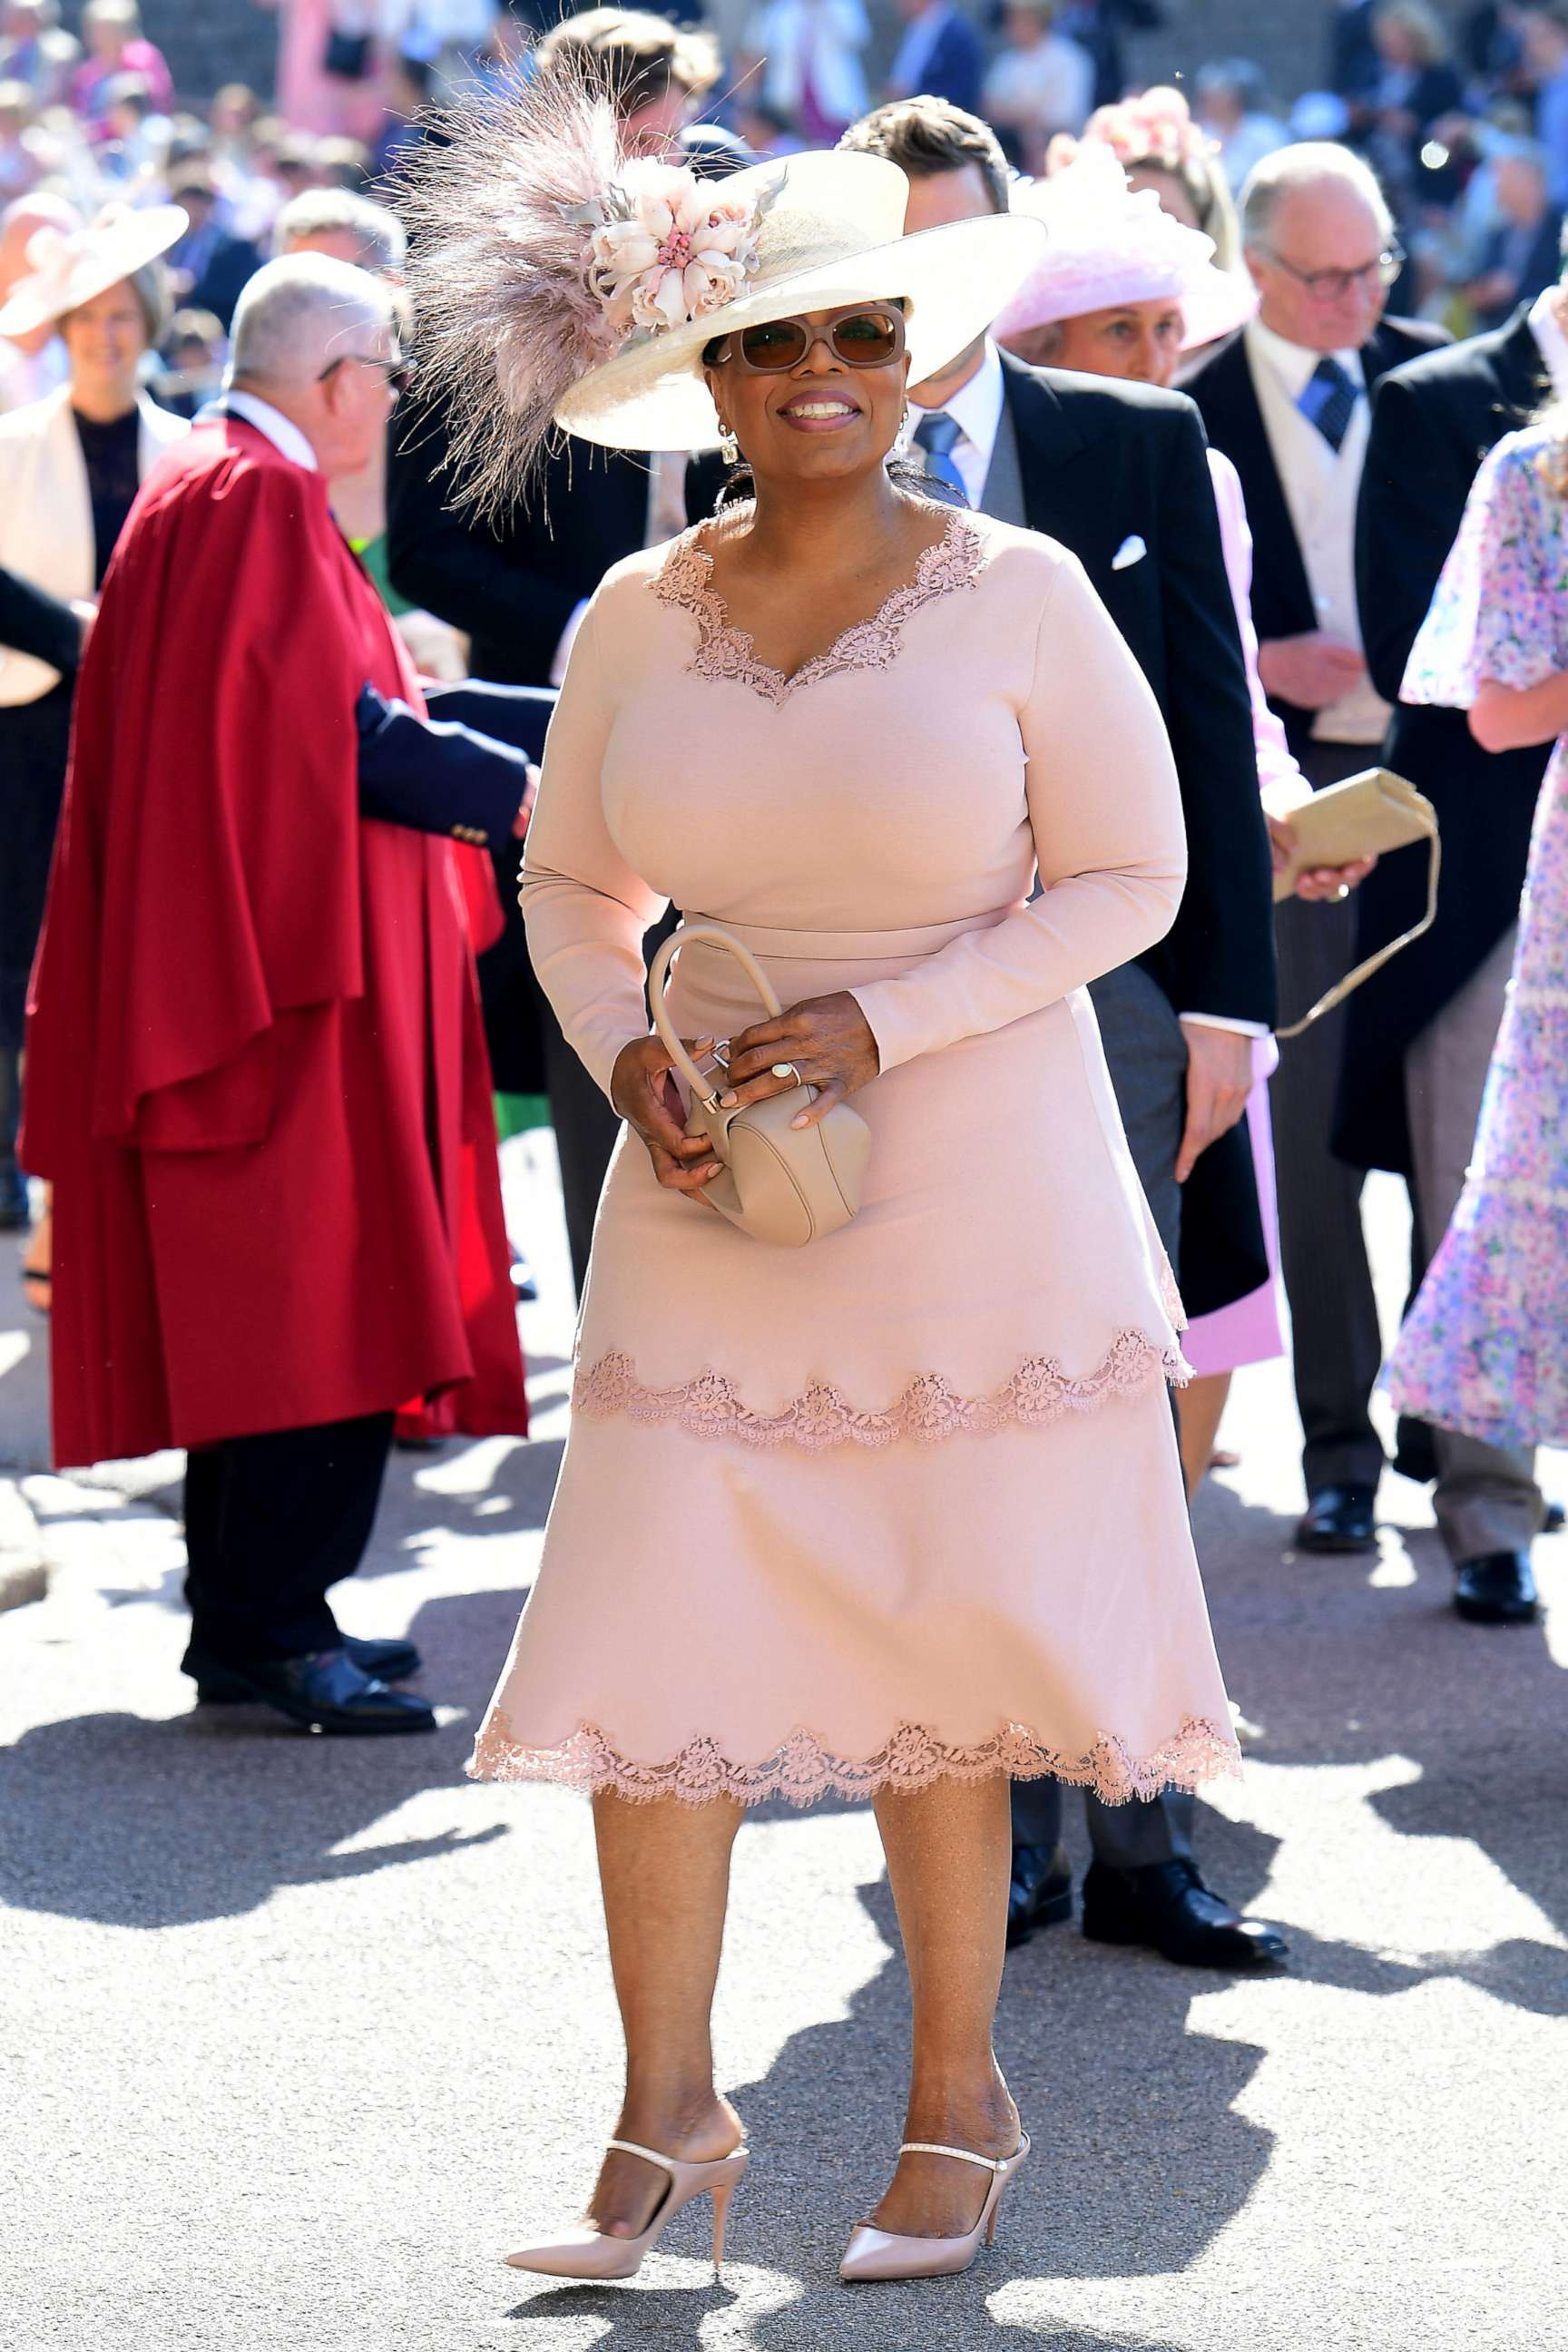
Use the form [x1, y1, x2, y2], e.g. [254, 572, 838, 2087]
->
[472, 920, 1240, 1806]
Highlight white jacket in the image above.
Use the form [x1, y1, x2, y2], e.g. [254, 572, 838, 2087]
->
[0, 383, 188, 706]
[745, 0, 870, 125]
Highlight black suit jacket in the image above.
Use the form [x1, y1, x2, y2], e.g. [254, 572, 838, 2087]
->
[1000, 354, 1276, 1314]
[386, 389, 655, 689]
[1183, 317, 1449, 759]
[1336, 303, 1552, 1176]
[0, 564, 79, 673]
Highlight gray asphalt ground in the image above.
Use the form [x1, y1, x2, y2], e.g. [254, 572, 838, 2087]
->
[2, 1136, 1565, 2352]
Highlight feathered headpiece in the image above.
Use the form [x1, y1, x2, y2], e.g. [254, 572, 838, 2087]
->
[397, 64, 778, 514]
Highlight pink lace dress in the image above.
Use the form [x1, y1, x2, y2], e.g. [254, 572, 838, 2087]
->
[471, 508, 1240, 1807]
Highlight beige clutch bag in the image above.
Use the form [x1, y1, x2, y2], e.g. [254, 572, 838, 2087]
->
[1272, 767, 1441, 1039]
[648, 924, 871, 1248]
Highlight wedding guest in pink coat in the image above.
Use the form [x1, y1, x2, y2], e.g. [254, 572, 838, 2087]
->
[996, 142, 1376, 1491]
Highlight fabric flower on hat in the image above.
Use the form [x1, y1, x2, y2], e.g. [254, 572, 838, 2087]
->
[583, 161, 767, 337]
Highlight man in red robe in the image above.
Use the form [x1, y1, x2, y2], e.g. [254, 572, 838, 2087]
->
[23, 253, 530, 1734]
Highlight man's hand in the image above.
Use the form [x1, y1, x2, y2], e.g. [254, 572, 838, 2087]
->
[1176, 1022, 1253, 1184]
[1257, 632, 1367, 711]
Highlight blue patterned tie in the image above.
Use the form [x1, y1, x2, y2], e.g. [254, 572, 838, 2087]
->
[913, 408, 968, 501]
[1298, 356, 1358, 454]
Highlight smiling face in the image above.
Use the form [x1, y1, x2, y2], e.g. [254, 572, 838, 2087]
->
[703, 302, 911, 491]
[60, 278, 148, 409]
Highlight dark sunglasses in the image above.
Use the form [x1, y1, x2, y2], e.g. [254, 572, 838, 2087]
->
[709, 304, 906, 374]
[318, 350, 415, 397]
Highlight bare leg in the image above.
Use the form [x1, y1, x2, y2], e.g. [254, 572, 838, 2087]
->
[585, 1789, 747, 2237]
[1176, 1370, 1232, 1502]
[867, 1771, 1021, 2237]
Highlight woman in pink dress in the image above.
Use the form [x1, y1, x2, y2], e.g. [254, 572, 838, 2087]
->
[995, 146, 1375, 1490]
[406, 81, 1239, 2288]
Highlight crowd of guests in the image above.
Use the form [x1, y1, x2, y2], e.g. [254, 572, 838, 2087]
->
[0, 0, 1563, 1955]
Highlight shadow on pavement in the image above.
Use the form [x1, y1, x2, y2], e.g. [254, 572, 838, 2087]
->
[0, 1585, 531, 1928]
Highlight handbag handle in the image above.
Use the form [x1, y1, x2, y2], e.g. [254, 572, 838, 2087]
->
[648, 925, 785, 1104]
[1275, 825, 1441, 1042]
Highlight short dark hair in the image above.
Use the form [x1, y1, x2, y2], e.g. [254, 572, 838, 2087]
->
[535, 7, 720, 117]
[839, 97, 1010, 216]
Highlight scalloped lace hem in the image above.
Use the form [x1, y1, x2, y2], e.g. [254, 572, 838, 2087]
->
[468, 1714, 1242, 1807]
[573, 1329, 1191, 1453]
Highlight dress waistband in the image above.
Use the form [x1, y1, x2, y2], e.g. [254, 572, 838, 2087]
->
[681, 908, 1014, 962]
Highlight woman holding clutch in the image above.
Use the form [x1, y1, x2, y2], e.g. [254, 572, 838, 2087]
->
[405, 74, 1240, 2284]
[1384, 421, 1568, 1612]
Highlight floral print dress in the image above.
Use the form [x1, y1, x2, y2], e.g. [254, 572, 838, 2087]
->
[1387, 425, 1568, 1448]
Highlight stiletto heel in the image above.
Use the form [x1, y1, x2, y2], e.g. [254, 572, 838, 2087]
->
[504, 2137, 749, 2282]
[710, 2179, 737, 2277]
[838, 2132, 1030, 2283]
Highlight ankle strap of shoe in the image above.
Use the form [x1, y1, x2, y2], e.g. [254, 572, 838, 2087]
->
[898, 2141, 1011, 2171]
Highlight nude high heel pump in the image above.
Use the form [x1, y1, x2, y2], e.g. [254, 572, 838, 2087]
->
[504, 2138, 750, 2282]
[838, 2132, 1031, 2283]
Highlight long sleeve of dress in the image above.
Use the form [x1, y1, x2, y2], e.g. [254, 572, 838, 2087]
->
[519, 593, 670, 1098]
[849, 553, 1186, 1074]
[1207, 446, 1305, 806]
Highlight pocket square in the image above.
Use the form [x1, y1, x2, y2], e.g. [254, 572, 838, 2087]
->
[1112, 534, 1147, 571]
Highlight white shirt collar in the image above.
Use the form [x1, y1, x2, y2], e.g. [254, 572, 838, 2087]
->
[1246, 315, 1366, 401]
[906, 338, 1004, 478]
[217, 387, 319, 471]
[1529, 284, 1568, 400]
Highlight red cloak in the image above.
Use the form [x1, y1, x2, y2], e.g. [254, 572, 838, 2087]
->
[22, 418, 527, 1465]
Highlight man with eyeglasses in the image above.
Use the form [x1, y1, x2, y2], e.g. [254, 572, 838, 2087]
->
[1185, 142, 1446, 1562]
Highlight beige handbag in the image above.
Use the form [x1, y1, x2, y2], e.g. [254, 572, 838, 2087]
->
[1272, 767, 1441, 1040]
[648, 924, 871, 1247]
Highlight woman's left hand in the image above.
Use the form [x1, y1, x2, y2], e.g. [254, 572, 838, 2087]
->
[717, 991, 880, 1130]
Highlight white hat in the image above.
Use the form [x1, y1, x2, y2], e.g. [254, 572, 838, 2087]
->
[557, 150, 1044, 451]
[993, 144, 1255, 354]
[0, 203, 188, 338]
[398, 67, 1042, 507]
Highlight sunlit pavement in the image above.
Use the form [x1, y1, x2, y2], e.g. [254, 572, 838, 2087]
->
[2, 1143, 1563, 2352]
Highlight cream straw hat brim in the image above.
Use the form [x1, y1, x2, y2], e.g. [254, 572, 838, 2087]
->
[0, 204, 188, 338]
[554, 151, 1045, 454]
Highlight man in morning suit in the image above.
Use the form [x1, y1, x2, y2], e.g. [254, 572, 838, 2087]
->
[844, 98, 1286, 1975]
[1183, 142, 1447, 1560]
[1335, 273, 1566, 1624]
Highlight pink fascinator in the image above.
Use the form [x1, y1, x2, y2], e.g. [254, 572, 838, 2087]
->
[993, 142, 1256, 353]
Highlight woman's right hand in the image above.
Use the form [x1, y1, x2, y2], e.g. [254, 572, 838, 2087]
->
[611, 1034, 725, 1197]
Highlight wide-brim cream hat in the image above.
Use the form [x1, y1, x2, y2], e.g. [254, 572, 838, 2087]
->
[555, 151, 1045, 453]
[397, 69, 1044, 511]
[0, 203, 188, 338]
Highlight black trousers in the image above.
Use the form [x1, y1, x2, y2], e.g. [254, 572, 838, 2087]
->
[181, 1412, 396, 1667]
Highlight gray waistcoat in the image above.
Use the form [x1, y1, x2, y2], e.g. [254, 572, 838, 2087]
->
[977, 400, 1025, 526]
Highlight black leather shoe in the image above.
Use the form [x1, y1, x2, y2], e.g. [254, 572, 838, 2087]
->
[1454, 1552, 1539, 1624]
[1082, 1857, 1289, 1969]
[1296, 1483, 1377, 1553]
[1006, 1840, 1073, 1948]
[191, 1648, 437, 1733]
[192, 1635, 422, 1703]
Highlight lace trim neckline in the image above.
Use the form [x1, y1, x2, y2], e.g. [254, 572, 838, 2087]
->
[469, 1712, 1242, 1808]
[651, 507, 985, 706]
[575, 1329, 1190, 1454]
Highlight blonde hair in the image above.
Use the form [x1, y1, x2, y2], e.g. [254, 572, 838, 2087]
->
[1373, 1, 1449, 66]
